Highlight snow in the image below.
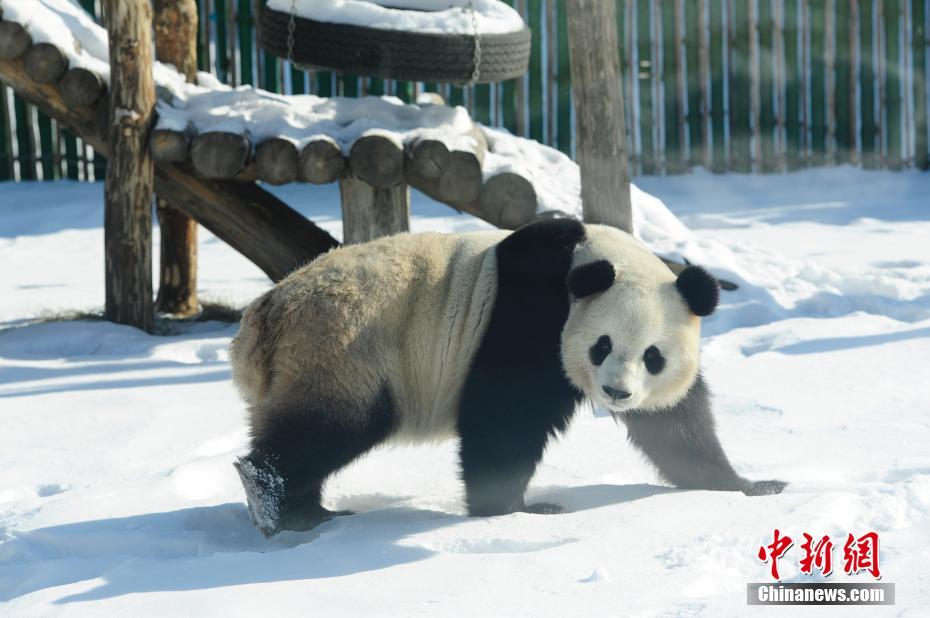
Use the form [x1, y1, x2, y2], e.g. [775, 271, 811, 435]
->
[266, 0, 526, 36]
[2, 168, 929, 615]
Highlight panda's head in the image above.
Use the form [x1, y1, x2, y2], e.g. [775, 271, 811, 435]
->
[560, 226, 719, 413]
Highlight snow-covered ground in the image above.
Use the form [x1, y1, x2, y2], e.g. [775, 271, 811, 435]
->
[1, 168, 929, 616]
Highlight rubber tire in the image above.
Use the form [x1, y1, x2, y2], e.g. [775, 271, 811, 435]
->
[260, 7, 531, 85]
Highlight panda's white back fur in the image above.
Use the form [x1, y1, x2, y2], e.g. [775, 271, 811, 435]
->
[231, 230, 508, 442]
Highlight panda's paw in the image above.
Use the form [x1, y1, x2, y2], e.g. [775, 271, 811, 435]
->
[234, 456, 285, 538]
[522, 502, 565, 515]
[742, 479, 788, 496]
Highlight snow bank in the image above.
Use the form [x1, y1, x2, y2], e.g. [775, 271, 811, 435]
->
[266, 0, 525, 35]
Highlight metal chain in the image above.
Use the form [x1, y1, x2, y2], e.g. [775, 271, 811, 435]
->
[464, 1, 481, 87]
[287, 0, 297, 63]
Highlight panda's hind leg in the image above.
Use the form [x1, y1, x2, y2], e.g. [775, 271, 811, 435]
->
[238, 387, 395, 537]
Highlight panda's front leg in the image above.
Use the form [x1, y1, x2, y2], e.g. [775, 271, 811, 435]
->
[458, 423, 561, 517]
[621, 374, 786, 496]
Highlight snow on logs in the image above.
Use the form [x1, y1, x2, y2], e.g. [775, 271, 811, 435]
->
[149, 125, 539, 229]
[0, 18, 106, 107]
[0, 14, 539, 230]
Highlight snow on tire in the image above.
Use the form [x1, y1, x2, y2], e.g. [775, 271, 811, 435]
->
[259, 7, 532, 85]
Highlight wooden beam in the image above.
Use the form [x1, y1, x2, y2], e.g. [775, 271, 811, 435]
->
[339, 177, 410, 244]
[255, 137, 298, 185]
[406, 167, 537, 230]
[150, 128, 190, 162]
[299, 138, 344, 184]
[104, 0, 155, 332]
[0, 52, 339, 281]
[0, 21, 30, 60]
[478, 172, 538, 230]
[566, 0, 632, 232]
[24, 43, 68, 84]
[437, 150, 483, 205]
[191, 131, 251, 178]
[153, 0, 200, 316]
[406, 138, 450, 179]
[59, 68, 106, 108]
[349, 135, 404, 188]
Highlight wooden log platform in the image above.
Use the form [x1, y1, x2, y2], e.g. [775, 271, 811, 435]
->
[126, 114, 536, 230]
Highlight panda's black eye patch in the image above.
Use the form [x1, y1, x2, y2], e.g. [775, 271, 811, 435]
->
[589, 335, 612, 366]
[643, 345, 665, 374]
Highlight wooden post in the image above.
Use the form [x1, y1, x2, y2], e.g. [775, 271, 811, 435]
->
[339, 177, 410, 244]
[566, 0, 632, 233]
[153, 0, 199, 316]
[104, 0, 155, 332]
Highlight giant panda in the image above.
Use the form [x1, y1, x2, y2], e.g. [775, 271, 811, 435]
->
[230, 219, 785, 537]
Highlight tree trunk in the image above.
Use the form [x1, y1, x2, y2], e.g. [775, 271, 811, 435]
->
[153, 0, 199, 316]
[566, 0, 632, 233]
[104, 0, 155, 332]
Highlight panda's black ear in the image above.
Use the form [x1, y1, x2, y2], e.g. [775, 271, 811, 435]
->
[568, 260, 615, 299]
[676, 265, 720, 316]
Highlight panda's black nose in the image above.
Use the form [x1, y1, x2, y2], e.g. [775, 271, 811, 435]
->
[602, 385, 631, 400]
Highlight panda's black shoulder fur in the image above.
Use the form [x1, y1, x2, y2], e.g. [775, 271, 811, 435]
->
[457, 219, 586, 514]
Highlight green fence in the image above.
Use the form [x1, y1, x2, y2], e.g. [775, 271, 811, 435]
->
[1, 0, 928, 182]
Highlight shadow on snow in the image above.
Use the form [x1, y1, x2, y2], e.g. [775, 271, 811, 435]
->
[0, 483, 672, 603]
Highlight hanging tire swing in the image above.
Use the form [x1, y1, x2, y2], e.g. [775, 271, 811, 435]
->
[259, 1, 532, 85]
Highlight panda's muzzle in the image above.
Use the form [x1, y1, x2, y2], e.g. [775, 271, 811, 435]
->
[602, 385, 632, 401]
